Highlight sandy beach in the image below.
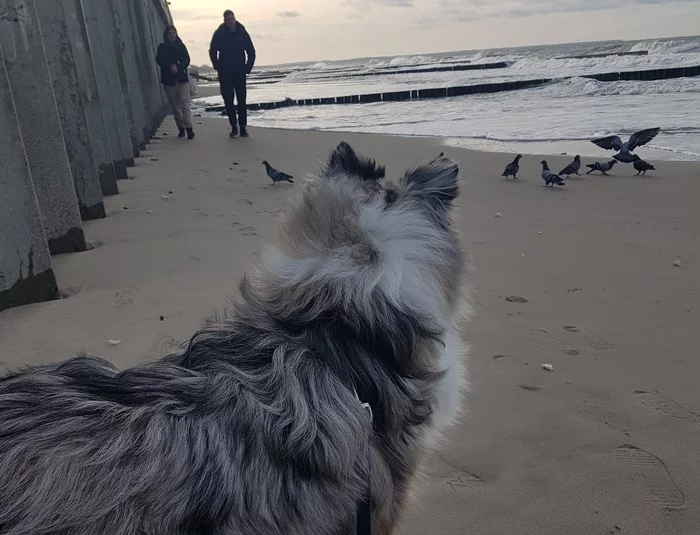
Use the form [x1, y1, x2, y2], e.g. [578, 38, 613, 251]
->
[1, 118, 699, 534]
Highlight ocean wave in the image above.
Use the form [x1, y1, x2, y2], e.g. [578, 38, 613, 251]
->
[537, 76, 700, 98]
[646, 143, 700, 158]
[511, 52, 700, 73]
[630, 38, 700, 55]
[365, 55, 433, 69]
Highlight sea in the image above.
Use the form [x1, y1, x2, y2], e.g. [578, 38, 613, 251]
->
[192, 35, 700, 161]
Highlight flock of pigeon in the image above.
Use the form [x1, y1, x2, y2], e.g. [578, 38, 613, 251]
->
[501, 127, 660, 187]
[261, 127, 661, 189]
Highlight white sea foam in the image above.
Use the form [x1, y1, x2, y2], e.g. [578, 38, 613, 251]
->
[205, 36, 700, 160]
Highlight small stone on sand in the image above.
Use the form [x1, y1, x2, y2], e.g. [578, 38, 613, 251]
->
[541, 364, 554, 371]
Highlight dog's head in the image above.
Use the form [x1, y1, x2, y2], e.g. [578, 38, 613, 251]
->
[247, 141, 467, 328]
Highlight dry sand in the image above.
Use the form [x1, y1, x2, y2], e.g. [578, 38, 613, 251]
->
[1, 118, 699, 534]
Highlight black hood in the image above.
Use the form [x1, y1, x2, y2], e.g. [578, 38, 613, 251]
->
[215, 21, 248, 34]
[163, 25, 185, 43]
[163, 36, 185, 46]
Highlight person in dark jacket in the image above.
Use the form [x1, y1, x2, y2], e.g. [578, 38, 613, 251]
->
[156, 25, 195, 139]
[209, 10, 256, 138]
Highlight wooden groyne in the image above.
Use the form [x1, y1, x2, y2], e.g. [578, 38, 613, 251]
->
[197, 61, 511, 85]
[202, 64, 700, 113]
[585, 64, 700, 82]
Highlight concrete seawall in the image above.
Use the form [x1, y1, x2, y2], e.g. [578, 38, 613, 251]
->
[0, 0, 173, 312]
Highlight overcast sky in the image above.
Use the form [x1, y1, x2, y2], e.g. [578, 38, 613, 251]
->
[168, 0, 700, 66]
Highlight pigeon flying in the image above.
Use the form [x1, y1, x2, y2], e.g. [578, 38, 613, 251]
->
[559, 155, 581, 176]
[585, 160, 618, 175]
[262, 160, 294, 184]
[591, 127, 660, 163]
[502, 154, 523, 179]
[540, 160, 566, 187]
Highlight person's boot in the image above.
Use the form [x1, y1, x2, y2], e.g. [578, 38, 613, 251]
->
[240, 127, 249, 138]
[229, 125, 238, 138]
[178, 128, 185, 138]
[186, 128, 195, 140]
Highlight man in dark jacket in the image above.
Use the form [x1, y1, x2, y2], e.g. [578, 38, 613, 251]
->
[209, 10, 256, 138]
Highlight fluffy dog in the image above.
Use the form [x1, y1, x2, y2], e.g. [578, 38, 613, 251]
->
[0, 141, 471, 535]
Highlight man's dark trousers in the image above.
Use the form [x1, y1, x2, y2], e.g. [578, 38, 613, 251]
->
[219, 73, 247, 131]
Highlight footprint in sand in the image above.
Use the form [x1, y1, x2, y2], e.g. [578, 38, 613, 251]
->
[112, 287, 136, 308]
[421, 453, 485, 492]
[149, 334, 182, 353]
[633, 390, 700, 427]
[58, 286, 84, 299]
[526, 328, 582, 357]
[517, 384, 543, 392]
[571, 398, 629, 432]
[491, 354, 529, 367]
[614, 444, 686, 509]
[445, 473, 485, 491]
[239, 226, 258, 236]
[563, 325, 616, 351]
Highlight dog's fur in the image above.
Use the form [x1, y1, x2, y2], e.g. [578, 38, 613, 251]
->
[0, 142, 471, 535]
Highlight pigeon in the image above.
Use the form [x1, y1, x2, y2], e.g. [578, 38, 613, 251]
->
[591, 127, 660, 163]
[262, 160, 294, 184]
[631, 155, 656, 175]
[585, 160, 618, 175]
[559, 155, 581, 177]
[501, 154, 523, 179]
[540, 160, 565, 187]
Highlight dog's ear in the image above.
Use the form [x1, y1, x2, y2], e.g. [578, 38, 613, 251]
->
[326, 141, 386, 181]
[402, 153, 459, 213]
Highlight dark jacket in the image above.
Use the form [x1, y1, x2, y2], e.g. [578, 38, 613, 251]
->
[156, 36, 190, 86]
[208, 22, 256, 76]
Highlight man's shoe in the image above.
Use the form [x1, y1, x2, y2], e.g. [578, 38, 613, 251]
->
[229, 126, 238, 138]
[178, 128, 185, 138]
[240, 128, 249, 138]
[186, 128, 195, 140]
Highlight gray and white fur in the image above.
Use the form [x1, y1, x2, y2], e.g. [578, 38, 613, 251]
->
[0, 142, 472, 535]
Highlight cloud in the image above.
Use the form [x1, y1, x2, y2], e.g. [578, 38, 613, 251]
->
[277, 10, 301, 18]
[253, 33, 282, 42]
[415, 0, 697, 24]
[346, 0, 415, 9]
[170, 9, 219, 23]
